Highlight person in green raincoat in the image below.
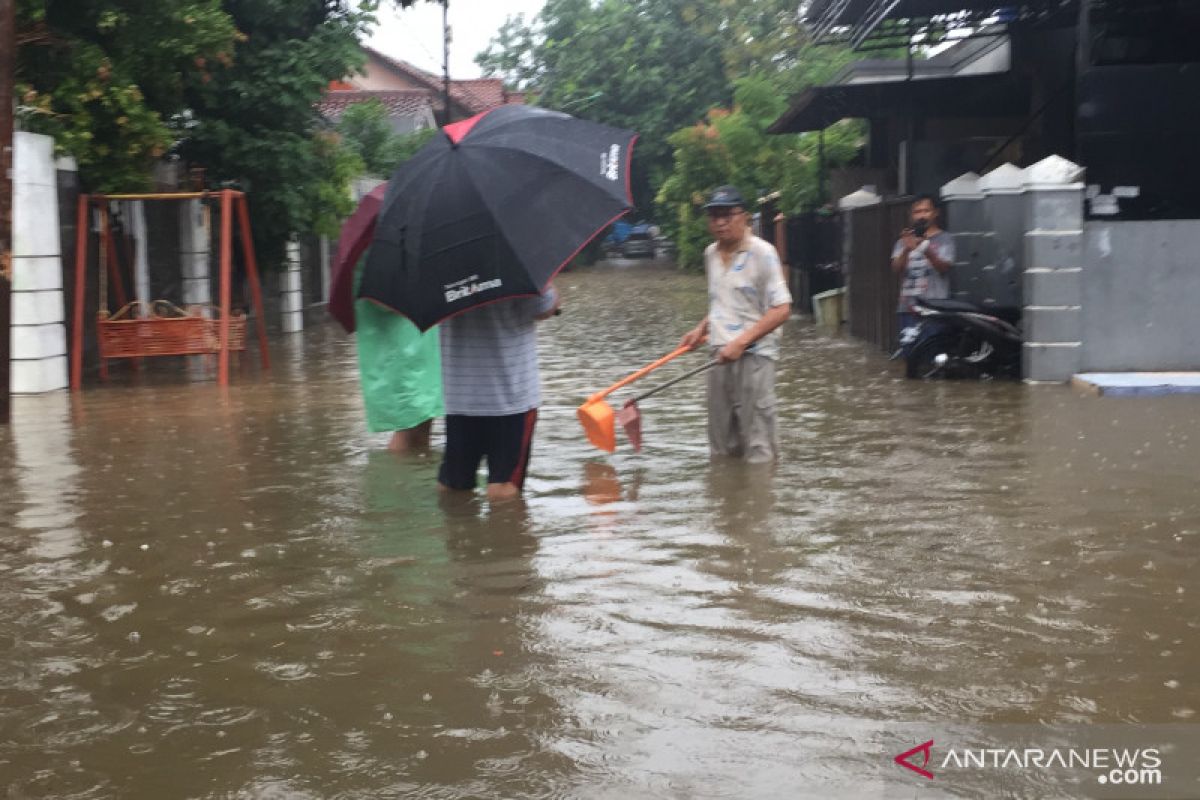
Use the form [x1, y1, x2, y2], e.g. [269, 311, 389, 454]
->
[353, 267, 443, 451]
[331, 184, 442, 452]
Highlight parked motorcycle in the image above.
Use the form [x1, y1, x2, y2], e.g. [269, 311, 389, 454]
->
[900, 298, 1022, 379]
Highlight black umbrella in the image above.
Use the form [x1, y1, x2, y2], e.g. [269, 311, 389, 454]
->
[359, 104, 637, 331]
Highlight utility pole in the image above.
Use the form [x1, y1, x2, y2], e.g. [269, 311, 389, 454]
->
[442, 0, 451, 125]
[1, 0, 15, 423]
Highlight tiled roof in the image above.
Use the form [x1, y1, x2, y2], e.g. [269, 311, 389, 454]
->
[317, 89, 433, 121]
[453, 79, 504, 110]
[360, 46, 524, 115]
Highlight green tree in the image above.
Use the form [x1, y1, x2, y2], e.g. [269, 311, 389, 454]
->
[478, 0, 733, 212]
[389, 127, 436, 165]
[15, 0, 238, 190]
[17, 0, 426, 265]
[658, 71, 863, 269]
[337, 99, 436, 179]
[179, 0, 378, 265]
[473, 12, 540, 91]
[641, 0, 867, 267]
[475, 0, 859, 219]
[336, 99, 399, 178]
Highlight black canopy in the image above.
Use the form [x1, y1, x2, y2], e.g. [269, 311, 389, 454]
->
[768, 72, 1030, 134]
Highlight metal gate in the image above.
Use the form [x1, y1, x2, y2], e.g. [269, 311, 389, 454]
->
[845, 198, 910, 353]
[785, 211, 842, 315]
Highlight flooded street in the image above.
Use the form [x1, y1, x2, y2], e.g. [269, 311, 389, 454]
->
[2, 265, 1198, 798]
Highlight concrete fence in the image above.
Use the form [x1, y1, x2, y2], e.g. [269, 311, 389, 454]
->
[834, 153, 1199, 381]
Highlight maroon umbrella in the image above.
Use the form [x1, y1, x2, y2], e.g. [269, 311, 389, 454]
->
[328, 183, 387, 333]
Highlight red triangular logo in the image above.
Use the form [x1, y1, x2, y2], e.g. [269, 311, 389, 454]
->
[895, 739, 935, 780]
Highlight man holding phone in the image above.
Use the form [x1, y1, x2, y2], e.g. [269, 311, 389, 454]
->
[891, 194, 955, 335]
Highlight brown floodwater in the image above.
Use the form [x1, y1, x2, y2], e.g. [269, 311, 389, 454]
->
[1, 264, 1197, 798]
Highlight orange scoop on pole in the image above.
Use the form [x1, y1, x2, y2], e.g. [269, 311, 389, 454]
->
[577, 345, 691, 452]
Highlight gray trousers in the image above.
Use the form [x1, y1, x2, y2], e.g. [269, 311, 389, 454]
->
[706, 352, 778, 463]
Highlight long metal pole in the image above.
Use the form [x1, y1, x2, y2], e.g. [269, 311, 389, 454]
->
[442, 0, 451, 124]
[1, 0, 15, 422]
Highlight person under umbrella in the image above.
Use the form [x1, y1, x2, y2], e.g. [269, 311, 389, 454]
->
[330, 184, 441, 452]
[361, 105, 637, 497]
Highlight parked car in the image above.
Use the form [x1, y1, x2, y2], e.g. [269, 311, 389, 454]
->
[620, 231, 656, 259]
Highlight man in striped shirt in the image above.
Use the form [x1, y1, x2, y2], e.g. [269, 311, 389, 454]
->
[437, 285, 561, 500]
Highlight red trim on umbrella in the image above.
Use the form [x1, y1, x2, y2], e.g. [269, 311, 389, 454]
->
[534, 132, 638, 294]
[540, 206, 632, 293]
[443, 109, 493, 145]
[360, 127, 639, 331]
[329, 183, 388, 333]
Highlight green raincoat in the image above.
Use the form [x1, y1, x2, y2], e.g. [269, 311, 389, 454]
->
[354, 267, 443, 432]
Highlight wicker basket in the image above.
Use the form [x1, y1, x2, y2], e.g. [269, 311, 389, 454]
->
[98, 301, 247, 359]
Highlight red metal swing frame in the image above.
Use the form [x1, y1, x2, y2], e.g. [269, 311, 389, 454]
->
[69, 189, 270, 390]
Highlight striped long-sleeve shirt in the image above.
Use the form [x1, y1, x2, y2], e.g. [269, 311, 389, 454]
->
[439, 288, 557, 416]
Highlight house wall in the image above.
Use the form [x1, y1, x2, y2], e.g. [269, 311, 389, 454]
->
[910, 139, 1005, 198]
[389, 113, 433, 135]
[1009, 28, 1077, 163]
[877, 115, 1027, 197]
[1081, 220, 1200, 371]
[353, 52, 430, 91]
[828, 166, 894, 201]
[1078, 64, 1200, 220]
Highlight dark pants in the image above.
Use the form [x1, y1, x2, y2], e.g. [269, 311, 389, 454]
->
[438, 411, 538, 490]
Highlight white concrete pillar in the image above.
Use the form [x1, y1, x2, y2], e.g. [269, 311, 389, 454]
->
[127, 200, 150, 308]
[941, 172, 982, 204]
[180, 199, 211, 305]
[319, 235, 331, 304]
[836, 186, 882, 212]
[281, 239, 304, 333]
[978, 163, 1024, 195]
[940, 172, 984, 302]
[837, 186, 882, 277]
[10, 132, 68, 394]
[1021, 155, 1086, 382]
[976, 164, 1026, 307]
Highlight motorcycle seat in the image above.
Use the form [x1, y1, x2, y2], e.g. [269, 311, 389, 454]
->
[919, 298, 984, 313]
[918, 298, 1021, 324]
